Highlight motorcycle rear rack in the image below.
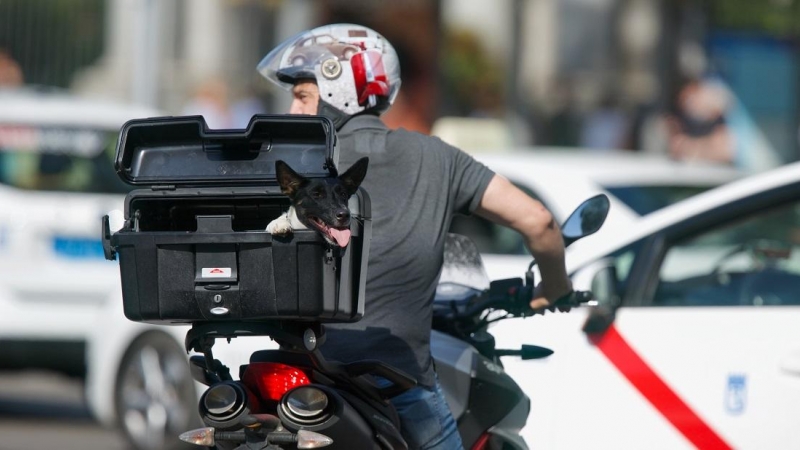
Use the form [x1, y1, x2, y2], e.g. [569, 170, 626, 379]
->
[185, 321, 417, 402]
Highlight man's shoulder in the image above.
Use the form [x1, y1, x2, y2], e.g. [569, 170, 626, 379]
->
[387, 126, 452, 149]
[343, 115, 464, 157]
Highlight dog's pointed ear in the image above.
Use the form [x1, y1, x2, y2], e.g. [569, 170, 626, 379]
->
[275, 160, 306, 199]
[338, 157, 369, 196]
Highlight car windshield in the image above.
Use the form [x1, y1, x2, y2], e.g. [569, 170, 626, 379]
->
[0, 124, 130, 194]
[605, 185, 712, 216]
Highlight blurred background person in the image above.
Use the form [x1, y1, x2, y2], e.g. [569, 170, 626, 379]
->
[181, 77, 234, 129]
[230, 83, 268, 129]
[666, 77, 734, 164]
[0, 47, 23, 88]
[643, 76, 782, 173]
[180, 76, 267, 129]
[580, 93, 632, 151]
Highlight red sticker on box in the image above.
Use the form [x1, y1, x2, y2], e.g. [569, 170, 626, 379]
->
[202, 268, 231, 278]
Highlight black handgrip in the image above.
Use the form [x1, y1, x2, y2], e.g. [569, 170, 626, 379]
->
[573, 290, 595, 304]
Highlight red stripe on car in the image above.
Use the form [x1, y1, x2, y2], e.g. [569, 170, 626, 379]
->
[589, 325, 733, 450]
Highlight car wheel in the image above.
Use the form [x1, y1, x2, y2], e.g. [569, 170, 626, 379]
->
[114, 331, 199, 450]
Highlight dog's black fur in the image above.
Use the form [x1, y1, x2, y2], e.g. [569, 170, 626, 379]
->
[267, 157, 369, 247]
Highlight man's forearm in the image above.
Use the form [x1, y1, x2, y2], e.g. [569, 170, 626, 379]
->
[526, 233, 572, 301]
[476, 175, 572, 301]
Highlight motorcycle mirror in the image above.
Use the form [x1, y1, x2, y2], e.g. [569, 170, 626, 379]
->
[561, 194, 610, 247]
[527, 194, 610, 273]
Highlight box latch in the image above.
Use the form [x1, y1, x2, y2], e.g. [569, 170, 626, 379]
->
[194, 215, 240, 318]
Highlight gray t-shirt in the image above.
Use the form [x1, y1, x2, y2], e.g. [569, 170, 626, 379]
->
[322, 115, 495, 388]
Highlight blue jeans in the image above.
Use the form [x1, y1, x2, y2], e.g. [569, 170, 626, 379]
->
[376, 376, 464, 450]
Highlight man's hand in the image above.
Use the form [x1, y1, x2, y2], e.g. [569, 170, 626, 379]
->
[530, 289, 593, 315]
[530, 296, 572, 313]
[530, 279, 573, 311]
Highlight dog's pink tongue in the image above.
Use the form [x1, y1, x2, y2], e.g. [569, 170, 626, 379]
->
[330, 228, 351, 247]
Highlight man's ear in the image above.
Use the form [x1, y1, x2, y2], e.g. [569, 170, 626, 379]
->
[338, 157, 369, 196]
[275, 160, 306, 199]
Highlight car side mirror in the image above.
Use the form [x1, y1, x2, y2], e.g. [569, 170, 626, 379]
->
[582, 265, 621, 336]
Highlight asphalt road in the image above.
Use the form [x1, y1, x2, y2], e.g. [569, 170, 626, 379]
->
[0, 371, 127, 450]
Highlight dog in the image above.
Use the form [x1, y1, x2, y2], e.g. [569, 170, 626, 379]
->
[267, 157, 369, 248]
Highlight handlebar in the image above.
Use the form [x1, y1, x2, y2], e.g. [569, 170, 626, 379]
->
[535, 290, 594, 315]
[447, 280, 593, 322]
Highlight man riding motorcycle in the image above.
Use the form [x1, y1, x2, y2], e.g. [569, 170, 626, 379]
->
[257, 23, 574, 449]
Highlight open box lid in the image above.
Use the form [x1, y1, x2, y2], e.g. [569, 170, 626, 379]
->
[114, 114, 337, 187]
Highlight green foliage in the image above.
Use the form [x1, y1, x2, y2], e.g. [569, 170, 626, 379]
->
[711, 0, 800, 37]
[440, 28, 505, 116]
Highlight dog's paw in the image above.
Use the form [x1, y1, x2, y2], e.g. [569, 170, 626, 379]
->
[266, 215, 293, 235]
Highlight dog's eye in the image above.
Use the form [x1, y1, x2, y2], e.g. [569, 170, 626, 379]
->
[312, 189, 325, 199]
[334, 185, 347, 197]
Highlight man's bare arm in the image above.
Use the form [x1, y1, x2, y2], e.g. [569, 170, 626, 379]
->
[474, 174, 573, 308]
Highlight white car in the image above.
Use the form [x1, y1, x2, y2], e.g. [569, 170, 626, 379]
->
[490, 160, 800, 449]
[450, 149, 743, 279]
[0, 90, 267, 450]
[0, 89, 158, 376]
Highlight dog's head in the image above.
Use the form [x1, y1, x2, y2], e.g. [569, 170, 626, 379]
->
[275, 157, 369, 247]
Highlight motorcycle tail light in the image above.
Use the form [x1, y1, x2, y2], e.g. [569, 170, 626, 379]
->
[242, 362, 311, 402]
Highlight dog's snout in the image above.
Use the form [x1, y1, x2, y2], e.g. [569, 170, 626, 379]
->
[336, 209, 350, 222]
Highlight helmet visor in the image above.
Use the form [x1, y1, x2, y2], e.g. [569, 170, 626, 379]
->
[257, 28, 361, 90]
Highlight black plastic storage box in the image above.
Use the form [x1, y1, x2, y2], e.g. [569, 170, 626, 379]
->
[102, 115, 371, 325]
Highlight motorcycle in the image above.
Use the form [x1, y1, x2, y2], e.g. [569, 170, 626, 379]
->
[432, 194, 610, 449]
[176, 194, 608, 450]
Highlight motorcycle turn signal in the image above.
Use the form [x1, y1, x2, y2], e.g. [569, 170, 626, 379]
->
[178, 427, 334, 449]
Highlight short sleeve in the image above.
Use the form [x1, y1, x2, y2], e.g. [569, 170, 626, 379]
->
[441, 140, 495, 215]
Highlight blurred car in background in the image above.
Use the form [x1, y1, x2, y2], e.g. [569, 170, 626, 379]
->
[0, 89, 155, 378]
[450, 149, 743, 279]
[86, 289, 269, 450]
[490, 160, 800, 449]
[0, 89, 268, 450]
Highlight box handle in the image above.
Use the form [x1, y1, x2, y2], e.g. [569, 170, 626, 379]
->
[101, 215, 116, 261]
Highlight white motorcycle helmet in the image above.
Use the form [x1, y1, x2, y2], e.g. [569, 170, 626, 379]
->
[257, 23, 401, 128]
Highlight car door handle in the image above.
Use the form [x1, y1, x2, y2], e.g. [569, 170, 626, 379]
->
[779, 351, 800, 377]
